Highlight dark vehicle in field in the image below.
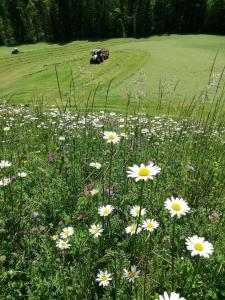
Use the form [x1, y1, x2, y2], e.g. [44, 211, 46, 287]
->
[90, 48, 109, 64]
[11, 48, 20, 54]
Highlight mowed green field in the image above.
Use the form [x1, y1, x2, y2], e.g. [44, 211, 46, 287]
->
[0, 35, 225, 114]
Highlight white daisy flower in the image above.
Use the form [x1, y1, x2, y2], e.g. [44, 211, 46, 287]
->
[185, 235, 214, 258]
[130, 206, 146, 218]
[125, 224, 142, 235]
[98, 205, 114, 217]
[96, 270, 112, 287]
[164, 197, 190, 218]
[0, 160, 12, 169]
[89, 162, 102, 169]
[103, 131, 120, 144]
[58, 136, 65, 141]
[0, 177, 11, 186]
[156, 291, 186, 300]
[142, 219, 159, 232]
[89, 224, 104, 238]
[90, 188, 99, 196]
[56, 239, 71, 250]
[60, 227, 74, 239]
[18, 172, 28, 178]
[127, 163, 161, 181]
[120, 132, 129, 139]
[123, 265, 140, 283]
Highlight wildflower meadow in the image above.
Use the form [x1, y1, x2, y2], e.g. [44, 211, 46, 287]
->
[0, 103, 224, 299]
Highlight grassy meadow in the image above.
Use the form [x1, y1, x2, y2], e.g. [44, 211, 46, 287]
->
[0, 103, 224, 299]
[0, 35, 225, 299]
[0, 35, 225, 115]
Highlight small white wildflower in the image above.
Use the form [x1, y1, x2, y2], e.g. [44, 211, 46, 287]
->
[125, 224, 142, 235]
[89, 162, 101, 169]
[165, 197, 190, 218]
[123, 265, 140, 283]
[142, 219, 159, 232]
[127, 163, 161, 182]
[156, 291, 186, 300]
[60, 227, 74, 239]
[90, 188, 99, 196]
[130, 206, 146, 218]
[89, 224, 103, 238]
[96, 270, 112, 287]
[0, 177, 11, 186]
[56, 239, 71, 250]
[18, 172, 28, 178]
[185, 235, 213, 258]
[103, 131, 120, 144]
[98, 205, 114, 217]
[0, 160, 12, 169]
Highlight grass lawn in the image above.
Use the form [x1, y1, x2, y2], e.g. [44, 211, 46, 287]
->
[0, 35, 225, 116]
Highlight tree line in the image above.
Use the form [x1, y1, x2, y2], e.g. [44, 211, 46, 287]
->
[0, 0, 225, 46]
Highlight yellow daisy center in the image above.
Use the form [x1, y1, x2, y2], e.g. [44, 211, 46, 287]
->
[129, 271, 136, 278]
[194, 243, 204, 251]
[64, 229, 70, 236]
[135, 209, 140, 215]
[138, 168, 150, 176]
[108, 134, 116, 140]
[103, 209, 110, 215]
[171, 203, 181, 211]
[61, 241, 67, 247]
[147, 223, 153, 228]
[94, 228, 100, 233]
[101, 275, 107, 281]
[131, 225, 137, 232]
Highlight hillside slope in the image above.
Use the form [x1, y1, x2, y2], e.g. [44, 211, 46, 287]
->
[0, 35, 225, 113]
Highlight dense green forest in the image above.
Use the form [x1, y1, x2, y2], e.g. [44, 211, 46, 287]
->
[0, 0, 225, 46]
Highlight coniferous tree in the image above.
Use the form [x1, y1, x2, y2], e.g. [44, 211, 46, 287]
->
[154, 0, 167, 34]
[0, 0, 224, 46]
[205, 0, 225, 34]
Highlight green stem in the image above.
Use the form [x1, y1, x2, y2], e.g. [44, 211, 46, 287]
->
[143, 233, 151, 300]
[108, 143, 114, 200]
[171, 218, 176, 290]
[61, 253, 69, 300]
[102, 170, 105, 204]
[19, 179, 23, 228]
[101, 218, 105, 255]
[108, 217, 112, 245]
[131, 181, 145, 263]
[122, 140, 128, 193]
[131, 282, 134, 297]
[3, 187, 7, 217]
[114, 255, 117, 300]
[135, 181, 145, 233]
[187, 258, 201, 293]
